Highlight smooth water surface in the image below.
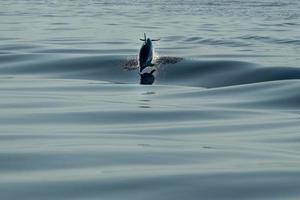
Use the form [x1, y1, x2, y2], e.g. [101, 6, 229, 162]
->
[0, 0, 300, 199]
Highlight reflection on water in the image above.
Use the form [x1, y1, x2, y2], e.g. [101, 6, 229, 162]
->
[138, 94, 154, 109]
[142, 91, 156, 95]
[1, 0, 300, 199]
[1, 77, 300, 200]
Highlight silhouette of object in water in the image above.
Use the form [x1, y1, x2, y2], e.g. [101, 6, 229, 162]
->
[122, 34, 183, 84]
[139, 33, 159, 85]
[140, 67, 156, 85]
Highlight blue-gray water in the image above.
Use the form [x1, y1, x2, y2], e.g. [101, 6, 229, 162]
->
[1, 1, 300, 199]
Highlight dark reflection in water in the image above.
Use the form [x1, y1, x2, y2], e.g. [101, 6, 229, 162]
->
[142, 91, 156, 95]
[139, 105, 151, 109]
[138, 92, 155, 109]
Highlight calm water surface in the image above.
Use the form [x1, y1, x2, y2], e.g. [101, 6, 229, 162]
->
[0, 1, 300, 199]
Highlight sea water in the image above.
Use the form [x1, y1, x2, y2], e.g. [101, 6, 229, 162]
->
[1, 1, 300, 199]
